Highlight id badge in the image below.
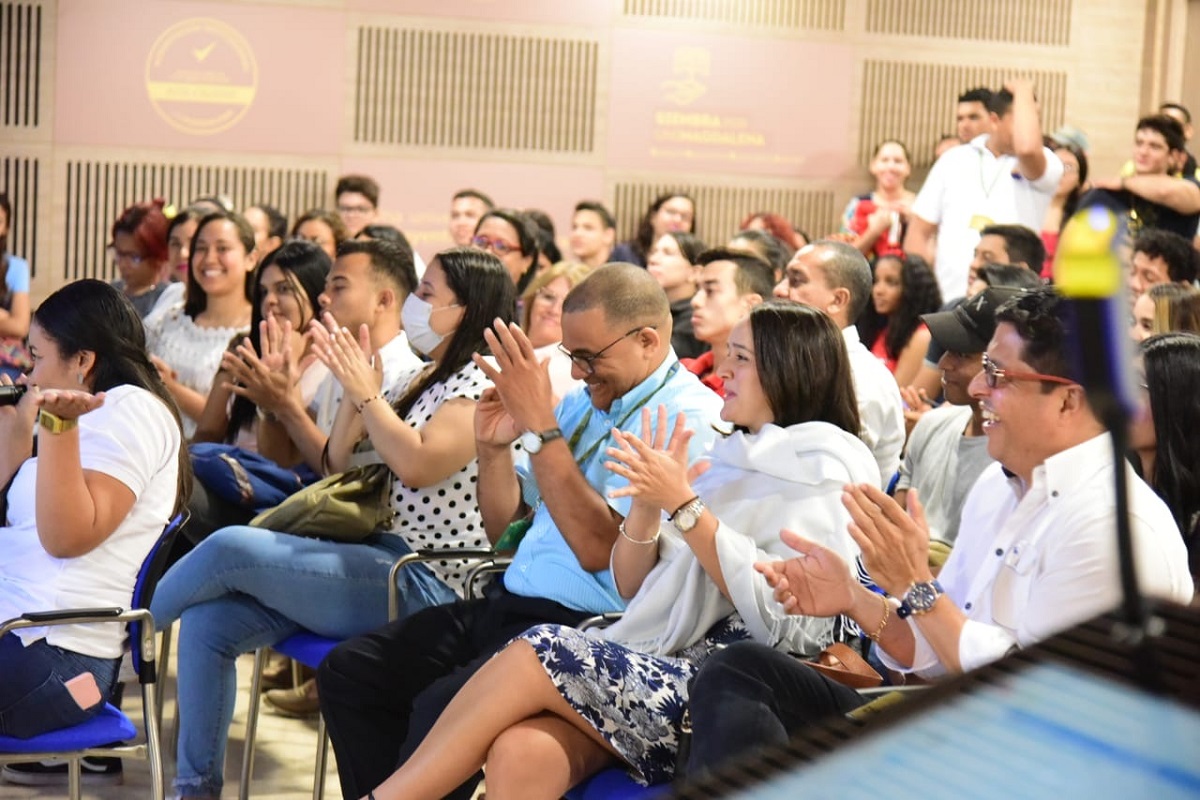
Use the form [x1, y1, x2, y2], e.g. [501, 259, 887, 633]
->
[968, 214, 994, 232]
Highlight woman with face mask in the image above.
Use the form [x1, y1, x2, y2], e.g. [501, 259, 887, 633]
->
[150, 247, 515, 800]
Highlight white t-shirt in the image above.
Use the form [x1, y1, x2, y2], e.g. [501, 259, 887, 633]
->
[0, 385, 181, 658]
[912, 135, 1063, 299]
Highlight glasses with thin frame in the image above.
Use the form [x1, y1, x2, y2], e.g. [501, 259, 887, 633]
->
[472, 235, 518, 257]
[980, 353, 1075, 389]
[558, 327, 654, 375]
[107, 245, 146, 266]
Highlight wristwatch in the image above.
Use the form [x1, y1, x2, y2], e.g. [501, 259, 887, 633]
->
[519, 427, 564, 455]
[670, 496, 706, 534]
[896, 579, 944, 619]
[38, 409, 79, 435]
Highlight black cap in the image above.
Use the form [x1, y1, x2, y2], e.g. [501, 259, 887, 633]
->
[921, 287, 1025, 354]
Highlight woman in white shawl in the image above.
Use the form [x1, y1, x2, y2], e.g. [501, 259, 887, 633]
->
[365, 301, 879, 800]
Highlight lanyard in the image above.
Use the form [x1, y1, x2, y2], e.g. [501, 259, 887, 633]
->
[978, 148, 1007, 200]
[565, 360, 682, 468]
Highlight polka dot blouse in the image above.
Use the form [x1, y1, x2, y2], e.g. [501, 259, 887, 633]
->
[384, 361, 493, 598]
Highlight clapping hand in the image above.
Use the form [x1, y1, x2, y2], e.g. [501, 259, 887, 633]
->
[755, 529, 856, 617]
[604, 405, 695, 514]
[222, 314, 308, 413]
[311, 311, 383, 410]
[471, 319, 557, 434]
[841, 484, 932, 598]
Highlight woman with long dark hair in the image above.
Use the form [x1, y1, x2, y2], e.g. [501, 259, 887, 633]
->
[1131, 332, 1200, 580]
[857, 253, 943, 387]
[145, 210, 257, 437]
[150, 248, 515, 800]
[0, 280, 187, 739]
[1040, 140, 1089, 278]
[359, 301, 877, 799]
[611, 192, 697, 267]
[645, 230, 707, 359]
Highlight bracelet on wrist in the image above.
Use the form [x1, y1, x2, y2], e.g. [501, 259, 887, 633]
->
[866, 593, 891, 643]
[618, 519, 659, 546]
[355, 395, 383, 414]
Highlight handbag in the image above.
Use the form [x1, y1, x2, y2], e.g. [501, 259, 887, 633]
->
[247, 462, 394, 543]
[190, 443, 318, 512]
[802, 642, 883, 689]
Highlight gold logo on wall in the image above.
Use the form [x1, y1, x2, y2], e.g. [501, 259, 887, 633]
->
[661, 47, 709, 107]
[145, 18, 258, 136]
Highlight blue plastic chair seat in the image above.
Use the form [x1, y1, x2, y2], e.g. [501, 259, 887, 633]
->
[0, 703, 135, 754]
[274, 632, 338, 669]
[565, 768, 671, 800]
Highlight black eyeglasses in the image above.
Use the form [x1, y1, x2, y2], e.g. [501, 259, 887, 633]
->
[980, 354, 1075, 389]
[558, 327, 654, 375]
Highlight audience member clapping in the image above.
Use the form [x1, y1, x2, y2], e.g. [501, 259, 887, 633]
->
[840, 139, 915, 260]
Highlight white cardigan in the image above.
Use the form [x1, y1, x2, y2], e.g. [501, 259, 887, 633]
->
[599, 421, 877, 658]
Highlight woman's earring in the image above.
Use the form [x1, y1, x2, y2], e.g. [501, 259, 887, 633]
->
[77, 372, 85, 385]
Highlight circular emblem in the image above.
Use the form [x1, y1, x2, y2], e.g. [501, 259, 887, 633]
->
[145, 18, 258, 136]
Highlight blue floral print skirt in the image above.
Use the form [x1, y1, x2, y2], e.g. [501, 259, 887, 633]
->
[516, 614, 749, 785]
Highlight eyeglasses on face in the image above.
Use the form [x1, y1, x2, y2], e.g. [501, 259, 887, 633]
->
[558, 327, 655, 375]
[980, 353, 1075, 389]
[472, 235, 519, 257]
[107, 245, 146, 266]
[337, 204, 374, 215]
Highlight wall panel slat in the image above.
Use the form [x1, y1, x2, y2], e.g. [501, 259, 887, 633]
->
[622, 0, 845, 30]
[866, 0, 1072, 46]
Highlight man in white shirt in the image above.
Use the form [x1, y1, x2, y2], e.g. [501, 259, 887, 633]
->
[681, 287, 1193, 777]
[905, 80, 1063, 299]
[774, 240, 905, 486]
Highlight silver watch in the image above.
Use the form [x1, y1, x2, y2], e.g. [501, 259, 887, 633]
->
[670, 497, 706, 534]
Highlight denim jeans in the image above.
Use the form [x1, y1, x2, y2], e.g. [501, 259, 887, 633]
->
[149, 525, 457, 798]
[0, 632, 121, 738]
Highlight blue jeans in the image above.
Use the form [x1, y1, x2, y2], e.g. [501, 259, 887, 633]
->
[149, 526, 456, 798]
[0, 632, 121, 738]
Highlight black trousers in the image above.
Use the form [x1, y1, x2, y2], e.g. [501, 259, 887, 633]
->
[317, 585, 590, 800]
[683, 641, 868, 780]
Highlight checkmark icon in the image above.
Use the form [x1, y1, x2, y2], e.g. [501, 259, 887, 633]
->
[192, 41, 216, 62]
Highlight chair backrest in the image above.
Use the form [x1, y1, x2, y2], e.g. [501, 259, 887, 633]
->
[128, 513, 188, 679]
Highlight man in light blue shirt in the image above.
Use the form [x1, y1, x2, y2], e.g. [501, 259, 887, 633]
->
[318, 263, 723, 800]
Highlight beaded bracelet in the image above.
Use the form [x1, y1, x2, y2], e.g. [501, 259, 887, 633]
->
[355, 395, 383, 414]
[618, 519, 659, 546]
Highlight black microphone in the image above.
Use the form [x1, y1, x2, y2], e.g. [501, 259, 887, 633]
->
[0, 384, 27, 406]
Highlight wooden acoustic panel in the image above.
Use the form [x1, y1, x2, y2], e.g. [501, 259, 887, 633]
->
[355, 26, 598, 152]
[613, 182, 837, 248]
[1, 155, 40, 275]
[859, 61, 1068, 167]
[0, 1, 43, 128]
[62, 161, 328, 282]
[622, 0, 845, 30]
[865, 0, 1072, 46]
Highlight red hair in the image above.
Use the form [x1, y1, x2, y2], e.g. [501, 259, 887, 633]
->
[739, 212, 801, 250]
[111, 199, 170, 265]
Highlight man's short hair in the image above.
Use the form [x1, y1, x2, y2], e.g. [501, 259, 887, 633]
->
[809, 240, 873, 321]
[958, 87, 993, 106]
[336, 239, 417, 296]
[574, 200, 616, 230]
[1133, 229, 1199, 284]
[250, 204, 288, 239]
[1160, 102, 1192, 125]
[563, 262, 669, 330]
[1137, 115, 1187, 153]
[994, 287, 1071, 384]
[335, 175, 380, 208]
[695, 247, 775, 299]
[979, 224, 1046, 269]
[987, 88, 1014, 117]
[453, 188, 495, 208]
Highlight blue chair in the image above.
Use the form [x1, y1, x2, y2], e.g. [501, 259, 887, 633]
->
[566, 769, 671, 800]
[0, 513, 187, 800]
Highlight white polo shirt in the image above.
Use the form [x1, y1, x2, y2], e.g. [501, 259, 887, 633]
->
[912, 135, 1063, 299]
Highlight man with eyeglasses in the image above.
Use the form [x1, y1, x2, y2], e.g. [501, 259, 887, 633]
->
[680, 287, 1192, 781]
[335, 174, 381, 237]
[317, 263, 723, 800]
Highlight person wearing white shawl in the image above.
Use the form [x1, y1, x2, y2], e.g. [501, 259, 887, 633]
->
[365, 302, 876, 800]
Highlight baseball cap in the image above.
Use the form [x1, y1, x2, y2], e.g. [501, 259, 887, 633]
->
[921, 287, 1025, 354]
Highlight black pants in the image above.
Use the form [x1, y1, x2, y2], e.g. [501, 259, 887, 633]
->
[684, 641, 868, 780]
[317, 585, 590, 800]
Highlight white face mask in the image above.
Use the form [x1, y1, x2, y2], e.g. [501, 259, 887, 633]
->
[402, 294, 459, 356]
